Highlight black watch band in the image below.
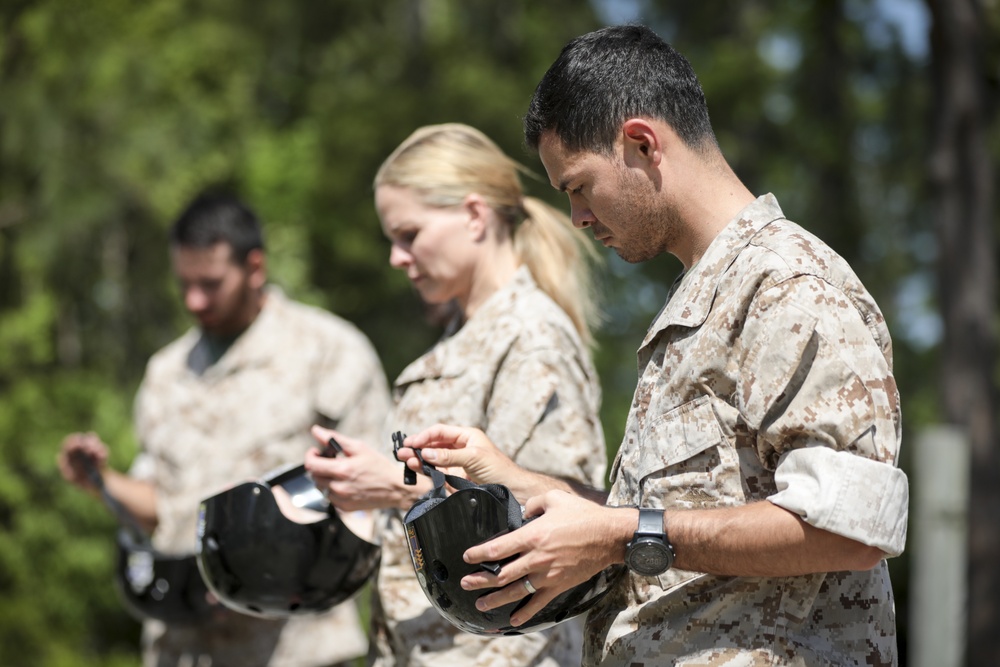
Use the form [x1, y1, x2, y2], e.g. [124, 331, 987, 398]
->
[625, 508, 674, 576]
[636, 508, 664, 536]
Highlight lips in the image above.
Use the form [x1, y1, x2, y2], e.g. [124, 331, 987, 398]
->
[591, 223, 612, 245]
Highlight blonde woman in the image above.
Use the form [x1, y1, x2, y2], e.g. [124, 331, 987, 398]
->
[305, 123, 606, 666]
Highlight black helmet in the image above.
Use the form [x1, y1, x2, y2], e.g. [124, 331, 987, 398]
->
[115, 529, 214, 624]
[69, 450, 214, 624]
[196, 461, 380, 618]
[401, 457, 625, 636]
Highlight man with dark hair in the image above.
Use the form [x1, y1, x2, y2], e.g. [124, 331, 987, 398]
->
[524, 25, 717, 155]
[401, 24, 908, 666]
[170, 191, 265, 264]
[59, 191, 391, 667]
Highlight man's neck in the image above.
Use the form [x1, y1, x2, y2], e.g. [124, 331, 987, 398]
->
[672, 161, 756, 269]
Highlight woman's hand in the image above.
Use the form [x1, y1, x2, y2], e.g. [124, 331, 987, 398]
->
[305, 425, 430, 511]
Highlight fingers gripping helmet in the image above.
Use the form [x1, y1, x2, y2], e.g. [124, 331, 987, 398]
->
[115, 529, 214, 623]
[401, 460, 625, 636]
[196, 462, 380, 618]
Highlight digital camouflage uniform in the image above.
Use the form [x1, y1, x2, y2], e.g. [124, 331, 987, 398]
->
[131, 287, 392, 667]
[585, 195, 908, 667]
[371, 266, 606, 667]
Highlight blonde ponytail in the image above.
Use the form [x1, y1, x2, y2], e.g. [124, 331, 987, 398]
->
[514, 197, 602, 346]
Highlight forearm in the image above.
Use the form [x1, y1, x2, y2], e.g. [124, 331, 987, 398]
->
[600, 500, 885, 577]
[401, 424, 609, 505]
[100, 470, 159, 534]
[502, 469, 607, 506]
[463, 495, 888, 626]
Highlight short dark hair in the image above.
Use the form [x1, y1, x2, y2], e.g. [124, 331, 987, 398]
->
[169, 191, 265, 264]
[524, 25, 717, 154]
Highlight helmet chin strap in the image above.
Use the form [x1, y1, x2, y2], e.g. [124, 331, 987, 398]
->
[394, 430, 527, 577]
[70, 451, 214, 624]
[70, 450, 149, 545]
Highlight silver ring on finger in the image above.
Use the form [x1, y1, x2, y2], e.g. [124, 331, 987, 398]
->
[522, 578, 538, 595]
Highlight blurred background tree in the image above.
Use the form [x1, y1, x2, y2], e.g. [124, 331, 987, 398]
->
[0, 0, 996, 665]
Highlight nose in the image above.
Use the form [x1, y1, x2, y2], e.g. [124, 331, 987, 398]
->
[569, 203, 594, 229]
[184, 287, 209, 314]
[389, 244, 412, 269]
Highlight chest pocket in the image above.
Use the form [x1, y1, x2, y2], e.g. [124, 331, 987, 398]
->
[631, 396, 745, 510]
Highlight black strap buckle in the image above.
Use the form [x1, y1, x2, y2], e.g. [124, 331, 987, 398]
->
[392, 431, 421, 485]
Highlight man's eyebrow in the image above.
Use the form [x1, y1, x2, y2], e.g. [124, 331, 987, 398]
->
[555, 177, 571, 192]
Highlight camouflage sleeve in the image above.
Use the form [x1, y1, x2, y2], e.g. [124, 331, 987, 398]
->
[737, 275, 908, 553]
[485, 340, 606, 488]
[313, 325, 392, 449]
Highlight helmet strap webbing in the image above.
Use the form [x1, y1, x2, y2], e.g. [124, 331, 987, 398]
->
[410, 464, 525, 577]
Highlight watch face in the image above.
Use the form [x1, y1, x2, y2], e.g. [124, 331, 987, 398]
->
[627, 539, 673, 576]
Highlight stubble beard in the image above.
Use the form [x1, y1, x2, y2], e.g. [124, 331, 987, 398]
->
[209, 276, 263, 338]
[610, 169, 680, 264]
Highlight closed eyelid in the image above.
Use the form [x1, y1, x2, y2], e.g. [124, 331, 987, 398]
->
[394, 230, 417, 244]
[385, 223, 415, 238]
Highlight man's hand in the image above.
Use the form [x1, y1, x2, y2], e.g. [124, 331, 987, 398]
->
[399, 424, 520, 486]
[56, 431, 159, 532]
[57, 432, 109, 493]
[401, 423, 606, 505]
[305, 425, 430, 511]
[458, 490, 635, 626]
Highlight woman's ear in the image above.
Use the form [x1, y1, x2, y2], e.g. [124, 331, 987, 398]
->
[463, 193, 491, 241]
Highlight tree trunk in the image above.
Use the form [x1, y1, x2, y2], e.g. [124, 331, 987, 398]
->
[926, 1, 999, 665]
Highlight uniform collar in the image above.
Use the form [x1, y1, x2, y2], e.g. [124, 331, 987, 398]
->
[395, 266, 537, 384]
[187, 285, 286, 376]
[640, 194, 785, 350]
[465, 265, 535, 329]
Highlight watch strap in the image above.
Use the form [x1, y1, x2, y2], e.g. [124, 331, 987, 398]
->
[636, 508, 665, 538]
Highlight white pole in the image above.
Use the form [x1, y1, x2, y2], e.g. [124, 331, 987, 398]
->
[910, 425, 969, 667]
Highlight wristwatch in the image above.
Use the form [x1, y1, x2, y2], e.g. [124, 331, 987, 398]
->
[625, 508, 675, 576]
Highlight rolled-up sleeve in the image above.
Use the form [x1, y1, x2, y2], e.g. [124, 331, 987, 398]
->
[769, 446, 908, 555]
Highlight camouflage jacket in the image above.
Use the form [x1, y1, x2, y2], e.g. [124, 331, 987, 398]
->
[372, 266, 606, 667]
[131, 287, 392, 667]
[585, 195, 908, 667]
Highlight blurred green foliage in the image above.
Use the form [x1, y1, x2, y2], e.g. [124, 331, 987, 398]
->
[0, 0, 996, 665]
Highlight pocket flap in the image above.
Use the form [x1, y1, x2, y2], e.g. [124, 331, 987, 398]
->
[634, 396, 725, 482]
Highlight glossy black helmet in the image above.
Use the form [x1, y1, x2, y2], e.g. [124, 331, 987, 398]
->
[69, 450, 215, 624]
[402, 464, 625, 636]
[115, 529, 214, 623]
[196, 461, 380, 618]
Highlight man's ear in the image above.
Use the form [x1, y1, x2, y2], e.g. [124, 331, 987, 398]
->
[622, 118, 664, 168]
[463, 193, 491, 241]
[245, 248, 267, 289]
